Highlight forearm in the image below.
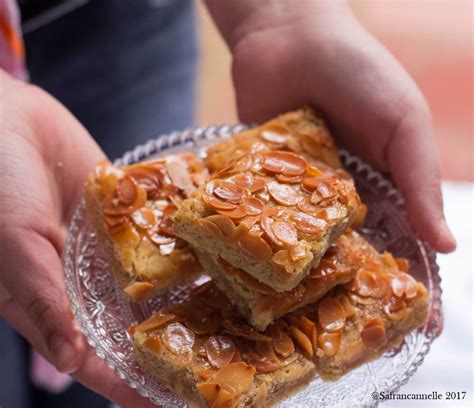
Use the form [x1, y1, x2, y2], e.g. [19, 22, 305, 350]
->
[205, 0, 350, 50]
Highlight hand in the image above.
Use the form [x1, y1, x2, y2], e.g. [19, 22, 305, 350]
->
[207, 0, 456, 253]
[0, 71, 155, 407]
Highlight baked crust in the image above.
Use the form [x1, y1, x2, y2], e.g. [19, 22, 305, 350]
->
[175, 108, 362, 292]
[84, 153, 208, 301]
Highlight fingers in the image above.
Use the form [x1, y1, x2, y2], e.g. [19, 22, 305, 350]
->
[0, 227, 87, 373]
[72, 350, 157, 408]
[387, 108, 456, 253]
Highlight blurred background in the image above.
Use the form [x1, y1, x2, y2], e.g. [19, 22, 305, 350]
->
[196, 0, 473, 181]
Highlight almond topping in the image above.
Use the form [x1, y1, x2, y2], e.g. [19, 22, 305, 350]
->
[143, 335, 165, 355]
[289, 244, 306, 262]
[237, 232, 273, 261]
[318, 331, 341, 356]
[205, 336, 236, 369]
[213, 388, 235, 408]
[194, 366, 218, 381]
[247, 357, 280, 374]
[297, 316, 318, 350]
[211, 362, 256, 396]
[213, 181, 245, 204]
[256, 340, 279, 362]
[297, 197, 320, 215]
[361, 319, 386, 350]
[206, 214, 236, 236]
[291, 211, 326, 235]
[230, 174, 266, 193]
[384, 298, 407, 320]
[336, 294, 356, 317]
[215, 205, 248, 220]
[197, 382, 221, 407]
[166, 159, 192, 191]
[124, 281, 154, 301]
[261, 151, 307, 176]
[197, 218, 225, 241]
[135, 311, 176, 332]
[391, 273, 419, 299]
[355, 269, 389, 298]
[131, 207, 156, 229]
[109, 222, 140, 246]
[260, 123, 290, 144]
[271, 221, 298, 247]
[289, 325, 313, 358]
[395, 257, 410, 272]
[267, 181, 299, 206]
[318, 298, 346, 332]
[383, 251, 397, 268]
[203, 194, 238, 211]
[242, 197, 264, 216]
[117, 175, 138, 206]
[268, 324, 295, 358]
[162, 322, 195, 355]
[301, 176, 321, 192]
[352, 203, 368, 228]
[148, 232, 175, 246]
[276, 174, 303, 184]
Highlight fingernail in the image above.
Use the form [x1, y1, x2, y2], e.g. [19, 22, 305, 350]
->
[440, 218, 457, 251]
[49, 335, 78, 374]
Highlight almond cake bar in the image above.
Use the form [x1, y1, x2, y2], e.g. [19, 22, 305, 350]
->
[194, 230, 365, 331]
[84, 153, 208, 301]
[175, 109, 362, 292]
[132, 244, 428, 407]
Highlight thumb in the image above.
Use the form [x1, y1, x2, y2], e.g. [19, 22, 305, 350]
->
[0, 226, 86, 373]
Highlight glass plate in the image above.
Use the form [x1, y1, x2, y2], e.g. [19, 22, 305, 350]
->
[64, 125, 441, 407]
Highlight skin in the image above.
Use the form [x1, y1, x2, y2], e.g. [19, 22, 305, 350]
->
[0, 1, 454, 405]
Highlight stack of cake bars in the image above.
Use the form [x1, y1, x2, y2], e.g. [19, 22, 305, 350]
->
[85, 108, 429, 408]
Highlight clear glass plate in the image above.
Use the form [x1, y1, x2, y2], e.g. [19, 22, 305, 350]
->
[64, 125, 441, 407]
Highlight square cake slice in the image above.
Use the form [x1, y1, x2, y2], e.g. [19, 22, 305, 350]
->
[132, 281, 316, 408]
[194, 230, 364, 331]
[175, 110, 361, 292]
[280, 229, 429, 380]
[84, 153, 208, 301]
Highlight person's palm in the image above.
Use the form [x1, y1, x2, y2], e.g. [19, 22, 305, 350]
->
[0, 72, 155, 407]
[230, 9, 455, 253]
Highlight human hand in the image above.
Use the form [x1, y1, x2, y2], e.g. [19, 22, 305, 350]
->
[207, 0, 455, 253]
[0, 71, 155, 407]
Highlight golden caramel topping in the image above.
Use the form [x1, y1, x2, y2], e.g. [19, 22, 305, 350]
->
[256, 340, 279, 362]
[318, 331, 341, 356]
[135, 311, 176, 332]
[123, 281, 154, 301]
[267, 324, 295, 358]
[289, 325, 313, 358]
[162, 322, 195, 355]
[361, 318, 386, 350]
[247, 356, 280, 374]
[267, 181, 299, 206]
[353, 269, 389, 298]
[205, 336, 236, 369]
[185, 309, 213, 335]
[318, 298, 346, 332]
[143, 335, 165, 355]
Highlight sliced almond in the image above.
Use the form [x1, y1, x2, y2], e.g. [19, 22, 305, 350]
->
[289, 325, 313, 358]
[185, 309, 211, 334]
[237, 231, 273, 261]
[215, 205, 248, 220]
[361, 320, 386, 350]
[206, 214, 236, 236]
[260, 123, 290, 144]
[395, 257, 410, 272]
[271, 221, 298, 247]
[256, 340, 279, 362]
[211, 362, 256, 396]
[268, 324, 295, 358]
[135, 311, 176, 332]
[197, 382, 221, 407]
[291, 211, 326, 235]
[197, 218, 225, 241]
[117, 175, 138, 206]
[276, 174, 303, 184]
[247, 357, 280, 374]
[261, 151, 307, 176]
[131, 207, 156, 229]
[318, 331, 341, 356]
[222, 320, 271, 342]
[166, 158, 192, 191]
[205, 336, 236, 369]
[384, 298, 407, 320]
[297, 315, 318, 350]
[162, 322, 195, 355]
[267, 181, 299, 206]
[124, 281, 154, 301]
[213, 387, 235, 408]
[318, 298, 346, 332]
[213, 181, 245, 204]
[355, 269, 388, 298]
[242, 197, 264, 216]
[230, 174, 266, 193]
[203, 194, 238, 211]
